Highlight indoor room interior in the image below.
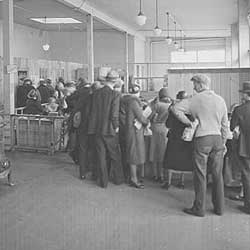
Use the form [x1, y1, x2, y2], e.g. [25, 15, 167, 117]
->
[0, 0, 250, 250]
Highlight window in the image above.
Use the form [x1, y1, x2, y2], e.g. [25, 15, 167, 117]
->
[39, 68, 48, 79]
[198, 50, 225, 63]
[171, 49, 226, 64]
[171, 51, 197, 63]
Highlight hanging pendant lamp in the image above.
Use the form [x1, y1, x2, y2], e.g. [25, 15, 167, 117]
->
[154, 0, 162, 36]
[173, 21, 179, 49]
[136, 0, 147, 26]
[42, 17, 50, 51]
[165, 12, 172, 45]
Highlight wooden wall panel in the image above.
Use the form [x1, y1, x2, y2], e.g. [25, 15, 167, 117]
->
[13, 57, 83, 88]
[0, 56, 84, 108]
[168, 68, 250, 109]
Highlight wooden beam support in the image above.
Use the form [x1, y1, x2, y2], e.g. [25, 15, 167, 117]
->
[238, 0, 250, 67]
[231, 23, 239, 67]
[87, 14, 94, 83]
[56, 0, 145, 41]
[2, 0, 15, 114]
[124, 32, 129, 93]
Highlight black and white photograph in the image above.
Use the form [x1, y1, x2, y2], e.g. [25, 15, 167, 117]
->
[0, 0, 250, 249]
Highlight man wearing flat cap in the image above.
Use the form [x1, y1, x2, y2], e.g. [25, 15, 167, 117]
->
[88, 70, 124, 188]
[230, 81, 250, 214]
[172, 74, 229, 217]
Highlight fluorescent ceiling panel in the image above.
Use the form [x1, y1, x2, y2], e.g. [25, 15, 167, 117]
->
[30, 18, 82, 24]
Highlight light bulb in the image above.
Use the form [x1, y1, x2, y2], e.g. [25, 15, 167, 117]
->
[136, 12, 147, 26]
[166, 37, 172, 45]
[174, 41, 179, 49]
[42, 43, 50, 51]
[154, 26, 162, 36]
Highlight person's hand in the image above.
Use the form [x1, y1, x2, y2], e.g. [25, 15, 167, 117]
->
[115, 127, 119, 133]
[223, 144, 227, 156]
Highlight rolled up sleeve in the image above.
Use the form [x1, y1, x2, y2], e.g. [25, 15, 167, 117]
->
[171, 99, 192, 126]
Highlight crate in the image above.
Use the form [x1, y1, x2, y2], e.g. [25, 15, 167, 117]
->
[10, 115, 65, 154]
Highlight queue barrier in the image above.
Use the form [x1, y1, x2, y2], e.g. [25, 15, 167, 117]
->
[7, 114, 67, 155]
[14, 103, 49, 115]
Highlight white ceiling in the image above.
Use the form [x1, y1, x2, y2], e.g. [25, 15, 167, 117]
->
[0, 0, 239, 37]
[89, 0, 238, 37]
[0, 0, 113, 31]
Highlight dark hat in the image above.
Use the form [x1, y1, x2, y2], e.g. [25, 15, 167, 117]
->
[239, 81, 250, 93]
[176, 90, 188, 100]
[23, 78, 32, 84]
[39, 78, 46, 85]
[58, 77, 64, 83]
[106, 70, 120, 82]
[78, 77, 89, 86]
[46, 79, 52, 84]
[129, 84, 140, 94]
[158, 87, 170, 99]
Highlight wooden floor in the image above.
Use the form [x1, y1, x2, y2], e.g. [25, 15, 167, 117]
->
[0, 151, 249, 250]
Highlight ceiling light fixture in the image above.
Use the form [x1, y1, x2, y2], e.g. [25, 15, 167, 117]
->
[136, 0, 147, 26]
[42, 17, 50, 51]
[173, 21, 179, 49]
[154, 0, 162, 36]
[31, 17, 81, 24]
[165, 12, 172, 45]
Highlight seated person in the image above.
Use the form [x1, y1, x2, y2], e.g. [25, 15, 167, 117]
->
[45, 97, 59, 113]
[23, 89, 45, 115]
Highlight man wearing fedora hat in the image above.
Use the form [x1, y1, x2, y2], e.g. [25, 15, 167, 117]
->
[88, 70, 124, 188]
[230, 81, 250, 214]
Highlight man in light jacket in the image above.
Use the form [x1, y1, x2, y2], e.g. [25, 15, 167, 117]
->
[172, 74, 229, 217]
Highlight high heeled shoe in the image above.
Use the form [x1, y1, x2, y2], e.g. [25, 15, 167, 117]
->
[130, 180, 144, 189]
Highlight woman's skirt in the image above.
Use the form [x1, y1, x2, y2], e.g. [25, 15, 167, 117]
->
[163, 136, 193, 171]
[149, 123, 168, 163]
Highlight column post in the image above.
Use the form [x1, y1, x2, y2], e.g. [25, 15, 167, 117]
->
[238, 0, 250, 67]
[87, 14, 94, 82]
[124, 32, 129, 93]
[2, 0, 15, 114]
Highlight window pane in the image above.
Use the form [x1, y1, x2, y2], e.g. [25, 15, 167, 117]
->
[171, 51, 197, 63]
[198, 50, 225, 63]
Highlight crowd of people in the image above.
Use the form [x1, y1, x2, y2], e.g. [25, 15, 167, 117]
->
[15, 77, 94, 116]
[14, 70, 250, 217]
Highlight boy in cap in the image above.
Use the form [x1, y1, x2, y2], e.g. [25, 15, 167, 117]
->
[172, 74, 229, 217]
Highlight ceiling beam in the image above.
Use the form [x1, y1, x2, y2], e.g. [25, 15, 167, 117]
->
[55, 0, 145, 41]
[138, 29, 231, 38]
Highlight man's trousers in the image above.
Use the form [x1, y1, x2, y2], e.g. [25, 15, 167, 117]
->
[95, 134, 124, 188]
[239, 157, 250, 211]
[193, 135, 225, 214]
